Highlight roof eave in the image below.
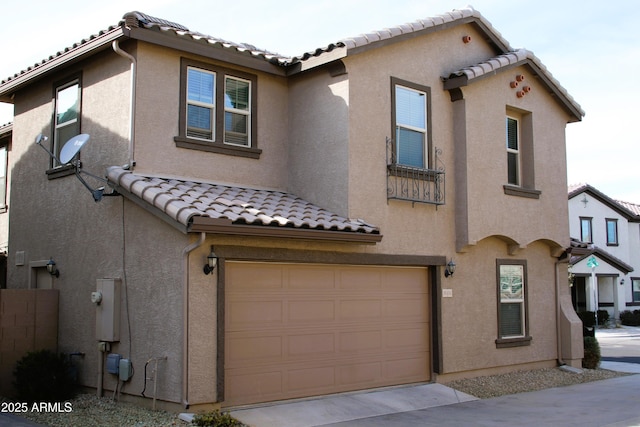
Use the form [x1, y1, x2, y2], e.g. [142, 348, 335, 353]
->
[0, 27, 126, 101]
[124, 26, 288, 77]
[443, 58, 584, 123]
[189, 216, 383, 244]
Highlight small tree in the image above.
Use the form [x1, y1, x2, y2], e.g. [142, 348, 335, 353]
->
[583, 336, 601, 369]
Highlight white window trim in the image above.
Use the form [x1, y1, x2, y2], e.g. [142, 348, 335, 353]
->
[506, 115, 521, 186]
[186, 67, 216, 142]
[224, 75, 252, 147]
[53, 79, 80, 168]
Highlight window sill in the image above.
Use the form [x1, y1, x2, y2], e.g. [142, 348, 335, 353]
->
[174, 136, 262, 159]
[387, 163, 440, 180]
[626, 302, 640, 307]
[495, 336, 532, 348]
[503, 185, 541, 199]
[46, 164, 75, 180]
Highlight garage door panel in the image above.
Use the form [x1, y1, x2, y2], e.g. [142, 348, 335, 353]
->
[288, 300, 335, 322]
[288, 366, 336, 391]
[227, 264, 284, 290]
[227, 300, 283, 327]
[385, 298, 428, 318]
[339, 299, 381, 319]
[386, 327, 428, 348]
[225, 262, 430, 407]
[288, 267, 336, 289]
[339, 362, 382, 385]
[338, 268, 383, 290]
[385, 353, 430, 380]
[339, 330, 382, 352]
[227, 335, 283, 361]
[288, 333, 335, 356]
[227, 370, 284, 402]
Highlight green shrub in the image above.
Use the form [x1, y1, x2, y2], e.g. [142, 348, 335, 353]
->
[193, 410, 247, 427]
[577, 311, 595, 327]
[582, 336, 601, 369]
[596, 310, 610, 326]
[12, 350, 76, 403]
[620, 310, 640, 326]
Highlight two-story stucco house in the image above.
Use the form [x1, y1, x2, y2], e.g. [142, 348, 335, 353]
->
[568, 184, 639, 323]
[0, 7, 584, 409]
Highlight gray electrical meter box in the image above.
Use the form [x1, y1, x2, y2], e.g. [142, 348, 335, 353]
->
[96, 278, 121, 342]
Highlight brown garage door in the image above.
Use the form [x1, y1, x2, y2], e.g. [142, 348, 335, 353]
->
[224, 262, 431, 407]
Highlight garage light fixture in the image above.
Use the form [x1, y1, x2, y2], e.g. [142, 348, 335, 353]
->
[47, 258, 60, 278]
[203, 246, 218, 275]
[444, 260, 456, 278]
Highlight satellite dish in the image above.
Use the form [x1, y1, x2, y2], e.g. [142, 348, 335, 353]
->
[34, 132, 118, 202]
[59, 133, 90, 164]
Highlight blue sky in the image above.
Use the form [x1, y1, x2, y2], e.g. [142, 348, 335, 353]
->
[1, 0, 638, 202]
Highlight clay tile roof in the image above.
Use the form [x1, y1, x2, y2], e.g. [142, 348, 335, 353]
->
[106, 166, 381, 240]
[615, 199, 640, 216]
[444, 49, 584, 120]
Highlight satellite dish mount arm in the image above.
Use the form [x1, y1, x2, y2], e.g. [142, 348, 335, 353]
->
[34, 133, 119, 202]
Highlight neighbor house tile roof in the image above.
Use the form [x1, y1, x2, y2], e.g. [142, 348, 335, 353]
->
[106, 166, 381, 241]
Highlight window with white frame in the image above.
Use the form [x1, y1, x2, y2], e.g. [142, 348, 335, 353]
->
[497, 260, 530, 346]
[506, 116, 520, 186]
[581, 217, 593, 243]
[606, 218, 618, 246]
[186, 67, 216, 140]
[53, 79, 81, 168]
[392, 78, 430, 169]
[177, 59, 259, 158]
[224, 76, 251, 146]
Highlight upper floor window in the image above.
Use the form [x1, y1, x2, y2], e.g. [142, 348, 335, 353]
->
[506, 116, 520, 186]
[580, 217, 593, 243]
[496, 259, 531, 347]
[391, 77, 431, 169]
[53, 79, 81, 168]
[176, 58, 260, 159]
[606, 218, 618, 246]
[503, 109, 540, 199]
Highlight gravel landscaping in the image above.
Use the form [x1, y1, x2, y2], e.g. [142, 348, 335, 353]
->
[4, 366, 630, 426]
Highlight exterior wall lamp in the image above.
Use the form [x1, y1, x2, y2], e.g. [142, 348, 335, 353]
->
[203, 246, 218, 275]
[620, 278, 625, 286]
[47, 258, 60, 278]
[444, 260, 456, 278]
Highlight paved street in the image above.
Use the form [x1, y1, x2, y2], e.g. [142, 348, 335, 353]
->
[598, 324, 640, 364]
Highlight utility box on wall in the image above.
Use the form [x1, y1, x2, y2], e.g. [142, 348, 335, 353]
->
[95, 278, 121, 342]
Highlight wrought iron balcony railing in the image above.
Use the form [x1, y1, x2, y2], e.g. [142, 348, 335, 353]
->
[386, 137, 445, 205]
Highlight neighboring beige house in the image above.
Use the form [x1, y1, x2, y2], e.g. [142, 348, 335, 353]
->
[0, 7, 584, 409]
[568, 184, 639, 322]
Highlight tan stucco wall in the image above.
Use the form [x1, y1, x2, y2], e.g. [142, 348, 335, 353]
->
[7, 48, 188, 403]
[288, 69, 349, 216]
[132, 42, 289, 191]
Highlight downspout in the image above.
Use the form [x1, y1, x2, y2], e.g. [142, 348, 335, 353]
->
[181, 232, 206, 408]
[112, 40, 136, 170]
